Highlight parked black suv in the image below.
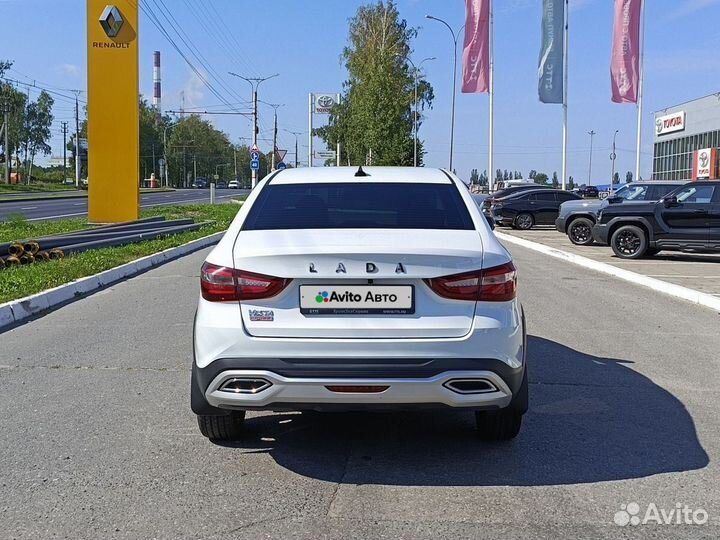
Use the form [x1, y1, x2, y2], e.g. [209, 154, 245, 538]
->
[576, 185, 599, 198]
[592, 181, 720, 259]
[493, 189, 582, 229]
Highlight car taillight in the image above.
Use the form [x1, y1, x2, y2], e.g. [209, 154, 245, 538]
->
[478, 262, 517, 302]
[200, 262, 290, 302]
[424, 262, 517, 302]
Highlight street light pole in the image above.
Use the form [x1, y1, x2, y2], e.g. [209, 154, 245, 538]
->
[610, 130, 619, 192]
[587, 130, 596, 185]
[228, 72, 279, 188]
[402, 56, 436, 167]
[426, 15, 461, 172]
[283, 129, 303, 168]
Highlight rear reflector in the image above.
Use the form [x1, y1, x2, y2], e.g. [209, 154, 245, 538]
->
[325, 385, 390, 393]
[200, 262, 291, 302]
[424, 262, 517, 302]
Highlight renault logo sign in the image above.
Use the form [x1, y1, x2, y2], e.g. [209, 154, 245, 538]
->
[99, 5, 124, 38]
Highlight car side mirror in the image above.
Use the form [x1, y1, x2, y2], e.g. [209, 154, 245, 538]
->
[485, 214, 495, 230]
[663, 196, 679, 208]
[607, 196, 623, 204]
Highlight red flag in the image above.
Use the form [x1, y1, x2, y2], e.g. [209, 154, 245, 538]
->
[462, 0, 490, 94]
[610, 0, 642, 103]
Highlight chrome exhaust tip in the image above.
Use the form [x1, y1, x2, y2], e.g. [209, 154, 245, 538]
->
[219, 377, 272, 394]
[443, 378, 497, 395]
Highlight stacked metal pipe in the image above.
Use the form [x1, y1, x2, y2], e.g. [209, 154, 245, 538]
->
[1, 217, 210, 269]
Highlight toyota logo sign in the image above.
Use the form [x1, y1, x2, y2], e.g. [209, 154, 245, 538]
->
[314, 94, 337, 114]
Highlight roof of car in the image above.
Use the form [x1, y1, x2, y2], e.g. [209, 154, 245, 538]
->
[268, 166, 453, 185]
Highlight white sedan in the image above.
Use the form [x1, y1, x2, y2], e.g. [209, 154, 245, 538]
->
[192, 166, 527, 441]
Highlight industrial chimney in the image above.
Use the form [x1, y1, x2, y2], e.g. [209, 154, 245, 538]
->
[153, 51, 161, 122]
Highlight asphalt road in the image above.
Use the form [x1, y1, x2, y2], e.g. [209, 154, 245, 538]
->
[0, 189, 249, 221]
[1, 244, 719, 538]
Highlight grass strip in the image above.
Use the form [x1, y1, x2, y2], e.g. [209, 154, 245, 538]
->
[0, 204, 240, 304]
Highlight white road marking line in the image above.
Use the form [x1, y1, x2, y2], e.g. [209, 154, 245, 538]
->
[20, 206, 38, 210]
[496, 231, 720, 313]
[73, 203, 85, 206]
[27, 211, 88, 221]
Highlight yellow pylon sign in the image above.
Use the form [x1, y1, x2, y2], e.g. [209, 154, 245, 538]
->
[87, 1, 140, 223]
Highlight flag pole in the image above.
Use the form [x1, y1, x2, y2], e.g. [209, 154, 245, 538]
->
[635, 0, 646, 182]
[561, 0, 568, 190]
[488, 0, 494, 191]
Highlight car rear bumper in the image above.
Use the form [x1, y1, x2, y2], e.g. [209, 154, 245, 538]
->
[192, 356, 525, 412]
[592, 223, 611, 245]
[202, 368, 514, 411]
[555, 217, 567, 233]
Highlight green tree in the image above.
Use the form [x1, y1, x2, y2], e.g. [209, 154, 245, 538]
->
[625, 171, 633, 183]
[315, 1, 433, 166]
[612, 172, 620, 185]
[534, 172, 549, 185]
[568, 175, 575, 190]
[469, 168, 479, 184]
[166, 115, 235, 187]
[528, 169, 537, 179]
[551, 171, 558, 188]
[21, 90, 55, 182]
[1, 60, 30, 182]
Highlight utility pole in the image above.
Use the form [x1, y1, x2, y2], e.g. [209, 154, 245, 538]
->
[74, 94, 81, 189]
[308, 93, 313, 167]
[610, 130, 619, 192]
[295, 136, 299, 168]
[228, 72, 279, 188]
[61, 121, 68, 183]
[587, 130, 595, 185]
[2, 100, 10, 184]
[233, 145, 238, 179]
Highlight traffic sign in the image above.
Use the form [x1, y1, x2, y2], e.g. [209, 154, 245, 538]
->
[250, 158, 260, 171]
[250, 151, 260, 161]
[250, 143, 260, 154]
[315, 151, 336, 160]
[275, 149, 287, 162]
[276, 162, 287, 170]
[213, 174, 220, 180]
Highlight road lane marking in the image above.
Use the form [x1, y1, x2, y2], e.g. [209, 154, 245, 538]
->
[27, 211, 88, 221]
[496, 231, 720, 313]
[20, 206, 38, 210]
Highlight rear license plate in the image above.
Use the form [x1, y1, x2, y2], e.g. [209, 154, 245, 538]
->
[300, 285, 414, 315]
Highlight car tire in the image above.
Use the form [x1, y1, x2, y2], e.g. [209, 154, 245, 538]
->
[514, 213, 534, 230]
[567, 217, 595, 246]
[197, 412, 246, 441]
[475, 409, 522, 441]
[611, 225, 647, 259]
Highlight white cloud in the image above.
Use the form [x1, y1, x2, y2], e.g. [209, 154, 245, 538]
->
[60, 64, 80, 76]
[180, 70, 206, 109]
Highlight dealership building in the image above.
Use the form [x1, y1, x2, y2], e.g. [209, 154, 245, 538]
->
[652, 93, 720, 181]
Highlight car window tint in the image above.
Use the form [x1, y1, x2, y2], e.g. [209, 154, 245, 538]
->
[652, 185, 678, 199]
[622, 185, 649, 200]
[558, 192, 578, 201]
[534, 192, 556, 201]
[242, 182, 475, 230]
[675, 185, 716, 204]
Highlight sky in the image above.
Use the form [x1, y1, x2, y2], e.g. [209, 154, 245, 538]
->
[1, 0, 719, 183]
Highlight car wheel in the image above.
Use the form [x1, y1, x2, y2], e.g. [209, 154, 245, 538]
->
[475, 409, 522, 441]
[197, 412, 246, 441]
[567, 217, 594, 246]
[514, 213, 534, 230]
[611, 225, 647, 259]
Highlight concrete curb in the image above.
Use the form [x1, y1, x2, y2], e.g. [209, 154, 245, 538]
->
[496, 232, 720, 313]
[0, 231, 223, 332]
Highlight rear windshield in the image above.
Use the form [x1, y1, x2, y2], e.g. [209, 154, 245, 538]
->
[242, 182, 475, 230]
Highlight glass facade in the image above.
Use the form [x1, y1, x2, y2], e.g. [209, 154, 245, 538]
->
[653, 129, 720, 180]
